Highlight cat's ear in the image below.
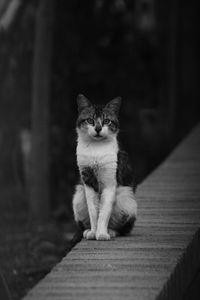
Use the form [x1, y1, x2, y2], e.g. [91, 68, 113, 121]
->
[77, 94, 92, 112]
[106, 97, 122, 115]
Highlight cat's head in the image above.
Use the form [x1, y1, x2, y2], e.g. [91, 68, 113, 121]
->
[76, 94, 121, 141]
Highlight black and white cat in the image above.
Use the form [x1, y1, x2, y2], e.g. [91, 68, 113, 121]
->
[72, 94, 137, 240]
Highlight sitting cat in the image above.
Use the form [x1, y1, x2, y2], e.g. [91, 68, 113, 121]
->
[72, 94, 137, 240]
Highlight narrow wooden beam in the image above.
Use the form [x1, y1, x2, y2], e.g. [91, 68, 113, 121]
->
[23, 125, 200, 299]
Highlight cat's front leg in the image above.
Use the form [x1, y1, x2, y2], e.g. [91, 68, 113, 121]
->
[96, 186, 116, 240]
[84, 185, 98, 240]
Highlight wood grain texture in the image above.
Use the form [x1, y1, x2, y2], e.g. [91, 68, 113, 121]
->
[23, 124, 200, 300]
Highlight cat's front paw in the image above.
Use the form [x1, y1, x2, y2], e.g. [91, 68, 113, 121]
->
[96, 231, 111, 241]
[83, 229, 96, 240]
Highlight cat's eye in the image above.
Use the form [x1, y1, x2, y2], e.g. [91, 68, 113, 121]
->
[103, 119, 111, 125]
[86, 118, 94, 125]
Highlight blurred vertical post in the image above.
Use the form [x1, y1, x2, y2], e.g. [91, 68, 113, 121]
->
[168, 0, 178, 136]
[168, 0, 198, 138]
[29, 0, 54, 222]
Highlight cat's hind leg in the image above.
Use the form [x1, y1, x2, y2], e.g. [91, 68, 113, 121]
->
[109, 186, 137, 236]
[108, 228, 118, 238]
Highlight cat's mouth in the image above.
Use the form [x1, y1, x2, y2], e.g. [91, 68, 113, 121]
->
[94, 134, 102, 138]
[93, 133, 105, 140]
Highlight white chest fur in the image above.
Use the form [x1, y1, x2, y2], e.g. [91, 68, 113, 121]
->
[76, 135, 118, 187]
[77, 135, 118, 167]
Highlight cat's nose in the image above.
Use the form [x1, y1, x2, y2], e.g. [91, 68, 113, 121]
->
[95, 125, 102, 133]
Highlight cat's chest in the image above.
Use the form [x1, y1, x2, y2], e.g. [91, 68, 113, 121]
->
[76, 139, 118, 168]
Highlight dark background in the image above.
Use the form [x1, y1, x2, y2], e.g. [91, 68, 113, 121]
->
[0, 0, 199, 299]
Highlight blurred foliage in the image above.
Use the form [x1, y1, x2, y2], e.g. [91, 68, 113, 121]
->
[0, 0, 36, 187]
[0, 0, 36, 130]
[0, 2, 198, 298]
[0, 0, 173, 214]
[50, 0, 166, 211]
[53, 0, 160, 103]
[0, 184, 75, 300]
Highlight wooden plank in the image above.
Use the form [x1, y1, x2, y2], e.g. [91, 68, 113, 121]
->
[23, 124, 200, 300]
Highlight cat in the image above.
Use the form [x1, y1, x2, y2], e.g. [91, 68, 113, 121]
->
[72, 94, 137, 240]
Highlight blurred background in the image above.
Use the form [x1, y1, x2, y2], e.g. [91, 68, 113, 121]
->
[0, 0, 199, 299]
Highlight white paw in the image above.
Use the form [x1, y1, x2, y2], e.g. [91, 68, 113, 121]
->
[83, 229, 96, 240]
[96, 231, 111, 241]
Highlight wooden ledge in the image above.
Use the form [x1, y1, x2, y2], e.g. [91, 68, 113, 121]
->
[23, 125, 200, 300]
